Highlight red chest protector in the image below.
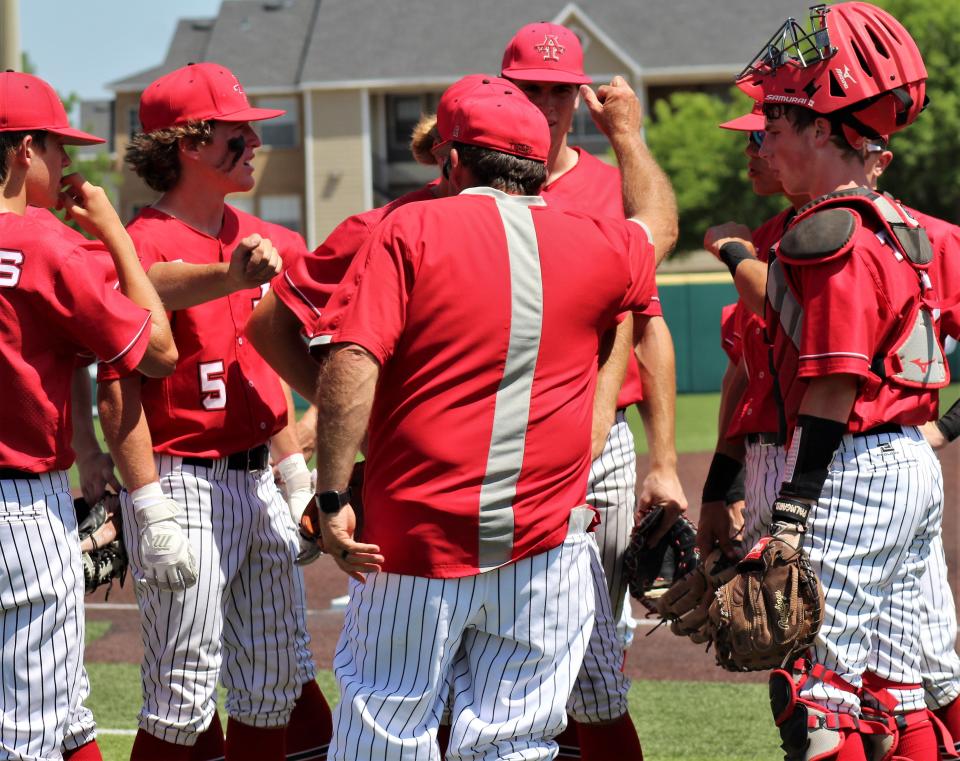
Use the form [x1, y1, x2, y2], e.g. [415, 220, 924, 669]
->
[770, 187, 949, 390]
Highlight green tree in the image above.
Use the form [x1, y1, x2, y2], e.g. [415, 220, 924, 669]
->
[870, 0, 960, 222]
[643, 88, 784, 253]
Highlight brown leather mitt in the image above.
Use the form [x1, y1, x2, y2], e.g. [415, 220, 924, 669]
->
[656, 547, 739, 643]
[708, 523, 824, 672]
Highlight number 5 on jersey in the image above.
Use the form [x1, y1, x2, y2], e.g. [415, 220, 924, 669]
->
[0, 250, 24, 288]
[199, 360, 226, 410]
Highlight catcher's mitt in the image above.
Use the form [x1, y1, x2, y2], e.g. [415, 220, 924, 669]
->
[622, 505, 699, 614]
[708, 522, 824, 672]
[655, 547, 739, 644]
[75, 494, 128, 597]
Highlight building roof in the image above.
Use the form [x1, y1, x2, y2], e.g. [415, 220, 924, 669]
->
[111, 0, 811, 92]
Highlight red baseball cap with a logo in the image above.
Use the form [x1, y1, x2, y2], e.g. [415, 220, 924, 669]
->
[447, 88, 550, 162]
[139, 62, 285, 133]
[501, 22, 591, 85]
[436, 74, 520, 145]
[0, 71, 104, 145]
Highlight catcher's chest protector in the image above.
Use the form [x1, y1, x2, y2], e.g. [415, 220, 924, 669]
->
[770, 188, 949, 390]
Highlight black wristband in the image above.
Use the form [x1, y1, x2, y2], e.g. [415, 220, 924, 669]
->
[779, 414, 847, 501]
[718, 242, 754, 278]
[702, 452, 745, 503]
[771, 497, 812, 527]
[725, 467, 746, 505]
[937, 397, 960, 443]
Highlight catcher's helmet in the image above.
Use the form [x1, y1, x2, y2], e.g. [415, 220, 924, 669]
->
[737, 3, 926, 147]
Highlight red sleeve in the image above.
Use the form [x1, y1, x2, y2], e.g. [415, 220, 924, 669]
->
[793, 251, 885, 379]
[619, 219, 656, 313]
[54, 245, 152, 376]
[720, 302, 742, 364]
[273, 215, 375, 336]
[934, 226, 960, 341]
[314, 216, 414, 365]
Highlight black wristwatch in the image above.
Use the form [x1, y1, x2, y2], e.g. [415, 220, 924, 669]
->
[315, 488, 352, 515]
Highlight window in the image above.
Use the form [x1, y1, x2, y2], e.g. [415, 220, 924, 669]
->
[255, 97, 299, 148]
[259, 194, 303, 234]
[128, 107, 141, 138]
[386, 93, 439, 161]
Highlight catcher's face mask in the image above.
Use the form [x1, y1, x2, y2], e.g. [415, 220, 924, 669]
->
[737, 5, 835, 83]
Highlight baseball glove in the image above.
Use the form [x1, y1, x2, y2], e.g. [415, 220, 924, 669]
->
[655, 547, 739, 644]
[622, 505, 699, 614]
[708, 522, 824, 672]
[75, 494, 128, 597]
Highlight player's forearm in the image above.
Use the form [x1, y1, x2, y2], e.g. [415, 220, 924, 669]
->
[611, 133, 678, 264]
[733, 260, 769, 317]
[70, 366, 100, 457]
[595, 318, 632, 415]
[635, 315, 678, 470]
[96, 377, 159, 491]
[315, 345, 379, 492]
[148, 260, 234, 310]
[246, 292, 321, 401]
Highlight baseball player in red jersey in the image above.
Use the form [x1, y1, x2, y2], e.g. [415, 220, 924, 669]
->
[0, 71, 177, 761]
[498, 22, 684, 760]
[721, 4, 944, 757]
[309, 75, 675, 761]
[117, 63, 331, 761]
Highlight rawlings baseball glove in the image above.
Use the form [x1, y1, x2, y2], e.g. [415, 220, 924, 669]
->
[622, 505, 699, 614]
[655, 547, 739, 644]
[708, 519, 824, 672]
[75, 494, 128, 597]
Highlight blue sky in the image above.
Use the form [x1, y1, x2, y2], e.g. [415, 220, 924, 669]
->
[22, 0, 222, 101]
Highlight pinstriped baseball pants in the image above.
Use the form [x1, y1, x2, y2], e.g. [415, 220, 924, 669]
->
[121, 457, 316, 745]
[0, 472, 84, 761]
[329, 517, 595, 761]
[567, 412, 634, 723]
[744, 434, 960, 711]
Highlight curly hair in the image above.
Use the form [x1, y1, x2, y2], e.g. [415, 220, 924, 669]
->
[125, 121, 214, 192]
[410, 113, 440, 166]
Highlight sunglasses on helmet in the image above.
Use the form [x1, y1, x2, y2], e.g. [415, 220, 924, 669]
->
[748, 130, 765, 148]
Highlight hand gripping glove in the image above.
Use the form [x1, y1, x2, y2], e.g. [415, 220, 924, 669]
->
[75, 493, 128, 597]
[132, 482, 199, 592]
[622, 505, 699, 614]
[708, 510, 824, 672]
[277, 453, 321, 565]
[655, 547, 739, 644]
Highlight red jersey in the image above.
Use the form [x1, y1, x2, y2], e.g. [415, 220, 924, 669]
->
[126, 206, 307, 457]
[541, 147, 662, 409]
[728, 207, 795, 439]
[273, 185, 437, 339]
[766, 208, 938, 434]
[720, 302, 742, 364]
[0, 211, 152, 472]
[317, 187, 656, 578]
[906, 207, 960, 342]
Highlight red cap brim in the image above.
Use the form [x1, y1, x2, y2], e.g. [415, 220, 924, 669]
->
[719, 111, 765, 132]
[213, 106, 287, 124]
[501, 67, 592, 85]
[47, 126, 106, 146]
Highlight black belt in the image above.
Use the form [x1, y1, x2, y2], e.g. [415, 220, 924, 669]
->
[181, 445, 269, 471]
[854, 423, 903, 438]
[0, 467, 41, 480]
[745, 432, 784, 446]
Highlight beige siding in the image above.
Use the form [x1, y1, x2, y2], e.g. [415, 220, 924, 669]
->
[309, 90, 369, 241]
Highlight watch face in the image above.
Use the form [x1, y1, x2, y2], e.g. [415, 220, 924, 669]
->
[318, 488, 350, 514]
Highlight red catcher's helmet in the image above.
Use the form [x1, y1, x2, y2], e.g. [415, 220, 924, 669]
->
[736, 3, 927, 147]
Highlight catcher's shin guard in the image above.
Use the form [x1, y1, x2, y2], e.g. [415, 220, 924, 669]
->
[770, 669, 861, 760]
[859, 673, 951, 761]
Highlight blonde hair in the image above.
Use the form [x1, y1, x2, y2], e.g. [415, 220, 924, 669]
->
[410, 113, 440, 166]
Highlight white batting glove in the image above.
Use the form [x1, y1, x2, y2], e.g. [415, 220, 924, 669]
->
[277, 453, 322, 565]
[131, 482, 199, 591]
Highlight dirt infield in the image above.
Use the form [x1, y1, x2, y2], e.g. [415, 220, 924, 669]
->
[84, 444, 960, 685]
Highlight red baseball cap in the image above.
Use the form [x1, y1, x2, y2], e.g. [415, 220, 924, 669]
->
[447, 89, 550, 162]
[436, 74, 520, 145]
[0, 71, 104, 145]
[139, 62, 285, 133]
[719, 102, 765, 132]
[501, 22, 592, 85]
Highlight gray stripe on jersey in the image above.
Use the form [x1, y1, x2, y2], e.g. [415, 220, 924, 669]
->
[477, 198, 544, 571]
